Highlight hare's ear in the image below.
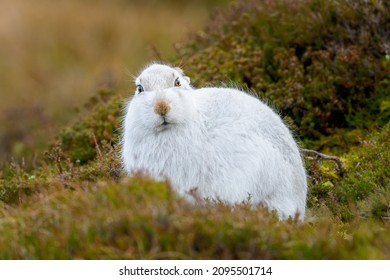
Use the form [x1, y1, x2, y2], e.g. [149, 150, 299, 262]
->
[183, 76, 190, 84]
[174, 67, 185, 75]
[174, 67, 190, 84]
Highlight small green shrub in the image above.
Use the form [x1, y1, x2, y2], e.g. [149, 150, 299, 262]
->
[56, 89, 124, 164]
[307, 123, 390, 221]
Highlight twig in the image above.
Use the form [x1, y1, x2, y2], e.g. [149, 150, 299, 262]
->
[300, 148, 345, 176]
[92, 133, 102, 158]
[44, 146, 63, 174]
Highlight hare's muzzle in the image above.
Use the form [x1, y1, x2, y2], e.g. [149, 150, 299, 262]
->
[154, 99, 171, 117]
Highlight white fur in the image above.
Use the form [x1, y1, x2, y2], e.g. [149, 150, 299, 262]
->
[134, 63, 192, 92]
[122, 85, 307, 220]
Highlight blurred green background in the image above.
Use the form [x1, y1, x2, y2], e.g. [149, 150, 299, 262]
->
[0, 0, 228, 163]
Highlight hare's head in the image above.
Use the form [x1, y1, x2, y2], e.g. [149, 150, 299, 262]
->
[134, 63, 191, 94]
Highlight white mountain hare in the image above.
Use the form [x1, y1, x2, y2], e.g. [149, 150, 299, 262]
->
[122, 67, 307, 220]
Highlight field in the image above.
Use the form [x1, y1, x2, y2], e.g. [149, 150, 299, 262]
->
[0, 0, 389, 259]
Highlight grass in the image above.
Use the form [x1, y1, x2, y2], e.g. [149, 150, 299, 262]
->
[0, 0, 389, 259]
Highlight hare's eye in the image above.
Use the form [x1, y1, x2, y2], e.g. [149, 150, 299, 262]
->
[174, 78, 181, 87]
[136, 85, 144, 93]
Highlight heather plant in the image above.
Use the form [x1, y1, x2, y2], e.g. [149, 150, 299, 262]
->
[0, 0, 389, 259]
[57, 89, 123, 164]
[181, 0, 389, 143]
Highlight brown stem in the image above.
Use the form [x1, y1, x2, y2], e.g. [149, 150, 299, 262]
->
[92, 133, 102, 158]
[300, 148, 345, 176]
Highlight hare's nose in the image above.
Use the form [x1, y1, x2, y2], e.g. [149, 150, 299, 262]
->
[154, 99, 171, 116]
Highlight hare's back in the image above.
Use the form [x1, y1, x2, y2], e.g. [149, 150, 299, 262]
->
[193, 87, 301, 163]
[194, 87, 285, 132]
[194, 87, 264, 114]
